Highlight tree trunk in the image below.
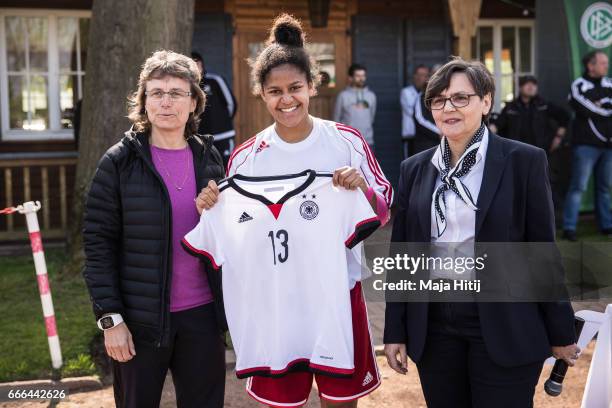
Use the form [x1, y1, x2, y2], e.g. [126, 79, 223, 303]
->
[65, 0, 195, 274]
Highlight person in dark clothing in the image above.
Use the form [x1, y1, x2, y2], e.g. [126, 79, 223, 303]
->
[385, 57, 578, 408]
[490, 75, 569, 152]
[562, 51, 612, 241]
[412, 91, 441, 154]
[490, 75, 570, 218]
[192, 51, 237, 168]
[83, 50, 226, 408]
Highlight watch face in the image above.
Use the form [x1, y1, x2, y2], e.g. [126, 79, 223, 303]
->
[100, 316, 114, 329]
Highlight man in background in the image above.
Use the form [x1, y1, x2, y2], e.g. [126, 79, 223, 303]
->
[490, 75, 570, 218]
[562, 51, 612, 241]
[490, 75, 569, 152]
[400, 64, 430, 159]
[334, 63, 377, 149]
[192, 51, 237, 167]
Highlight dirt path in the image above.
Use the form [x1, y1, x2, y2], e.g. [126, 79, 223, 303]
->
[1, 341, 594, 408]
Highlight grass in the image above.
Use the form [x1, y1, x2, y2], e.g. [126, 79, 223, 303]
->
[0, 249, 98, 382]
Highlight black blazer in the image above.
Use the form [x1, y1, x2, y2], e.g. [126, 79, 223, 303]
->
[383, 132, 576, 368]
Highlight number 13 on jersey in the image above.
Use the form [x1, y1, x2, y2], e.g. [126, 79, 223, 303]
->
[267, 229, 288, 265]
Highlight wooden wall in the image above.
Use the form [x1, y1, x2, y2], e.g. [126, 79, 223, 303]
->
[0, 140, 75, 154]
[226, 0, 355, 143]
[226, 0, 354, 32]
[0, 0, 92, 9]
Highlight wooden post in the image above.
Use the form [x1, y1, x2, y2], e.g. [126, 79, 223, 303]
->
[41, 167, 50, 230]
[23, 167, 31, 202]
[447, 0, 482, 59]
[4, 168, 13, 232]
[60, 166, 67, 230]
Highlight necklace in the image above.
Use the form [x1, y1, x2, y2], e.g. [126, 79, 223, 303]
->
[153, 147, 191, 191]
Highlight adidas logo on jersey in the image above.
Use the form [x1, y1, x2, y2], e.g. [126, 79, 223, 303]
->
[238, 212, 253, 223]
[362, 371, 374, 386]
[256, 140, 270, 153]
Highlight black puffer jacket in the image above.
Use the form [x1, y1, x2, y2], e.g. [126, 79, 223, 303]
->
[83, 130, 227, 347]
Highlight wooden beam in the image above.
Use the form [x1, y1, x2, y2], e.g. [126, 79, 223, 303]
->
[447, 0, 482, 59]
[0, 158, 77, 168]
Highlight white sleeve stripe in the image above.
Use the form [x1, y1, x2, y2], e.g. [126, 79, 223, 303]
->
[337, 125, 386, 183]
[338, 126, 393, 205]
[226, 141, 248, 173]
[571, 79, 612, 117]
[338, 128, 389, 200]
[229, 141, 255, 175]
[336, 124, 393, 205]
[339, 131, 381, 190]
[206, 73, 235, 116]
[337, 125, 386, 176]
[588, 118, 609, 142]
[212, 129, 236, 140]
[228, 136, 255, 162]
[415, 98, 442, 134]
[227, 137, 256, 175]
[337, 124, 386, 178]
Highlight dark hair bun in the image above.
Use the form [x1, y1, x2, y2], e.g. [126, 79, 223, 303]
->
[268, 14, 305, 48]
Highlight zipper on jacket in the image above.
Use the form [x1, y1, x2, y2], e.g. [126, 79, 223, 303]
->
[125, 134, 173, 347]
[126, 133, 213, 347]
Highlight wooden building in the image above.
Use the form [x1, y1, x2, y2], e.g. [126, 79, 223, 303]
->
[1, 0, 569, 242]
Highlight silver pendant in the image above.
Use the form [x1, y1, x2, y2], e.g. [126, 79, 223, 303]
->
[176, 187, 183, 191]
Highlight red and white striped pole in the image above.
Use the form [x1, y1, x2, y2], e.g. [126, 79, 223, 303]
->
[18, 201, 63, 370]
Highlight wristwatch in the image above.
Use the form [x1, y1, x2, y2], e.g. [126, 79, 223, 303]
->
[97, 313, 123, 330]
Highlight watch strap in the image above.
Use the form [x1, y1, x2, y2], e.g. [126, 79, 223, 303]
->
[97, 313, 123, 330]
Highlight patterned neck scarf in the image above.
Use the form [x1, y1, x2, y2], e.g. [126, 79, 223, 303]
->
[433, 124, 485, 237]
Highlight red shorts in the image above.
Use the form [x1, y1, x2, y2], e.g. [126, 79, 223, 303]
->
[245, 282, 380, 407]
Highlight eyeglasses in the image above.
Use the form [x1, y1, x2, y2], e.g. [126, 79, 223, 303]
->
[145, 89, 192, 102]
[427, 93, 479, 110]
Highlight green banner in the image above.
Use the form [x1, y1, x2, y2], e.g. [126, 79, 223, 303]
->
[564, 1, 612, 213]
[564, 0, 612, 78]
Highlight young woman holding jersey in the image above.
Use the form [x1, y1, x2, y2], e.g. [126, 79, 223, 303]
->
[196, 14, 392, 408]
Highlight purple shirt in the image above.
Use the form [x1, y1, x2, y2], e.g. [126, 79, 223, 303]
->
[151, 145, 213, 312]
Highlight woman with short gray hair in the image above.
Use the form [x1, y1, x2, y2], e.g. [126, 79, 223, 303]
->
[83, 50, 226, 407]
[384, 57, 578, 407]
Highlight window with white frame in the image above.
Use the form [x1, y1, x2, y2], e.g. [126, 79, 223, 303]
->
[0, 9, 90, 141]
[471, 20, 535, 113]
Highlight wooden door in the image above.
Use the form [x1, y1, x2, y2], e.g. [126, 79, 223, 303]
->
[233, 29, 350, 144]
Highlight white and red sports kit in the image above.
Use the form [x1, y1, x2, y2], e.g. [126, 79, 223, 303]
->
[228, 117, 393, 288]
[198, 117, 393, 406]
[183, 172, 379, 374]
[228, 117, 393, 210]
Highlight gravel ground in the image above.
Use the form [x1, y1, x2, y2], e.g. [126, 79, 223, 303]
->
[1, 341, 594, 408]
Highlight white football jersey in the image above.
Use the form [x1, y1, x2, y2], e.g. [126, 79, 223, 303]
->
[182, 171, 380, 378]
[226, 116, 393, 288]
